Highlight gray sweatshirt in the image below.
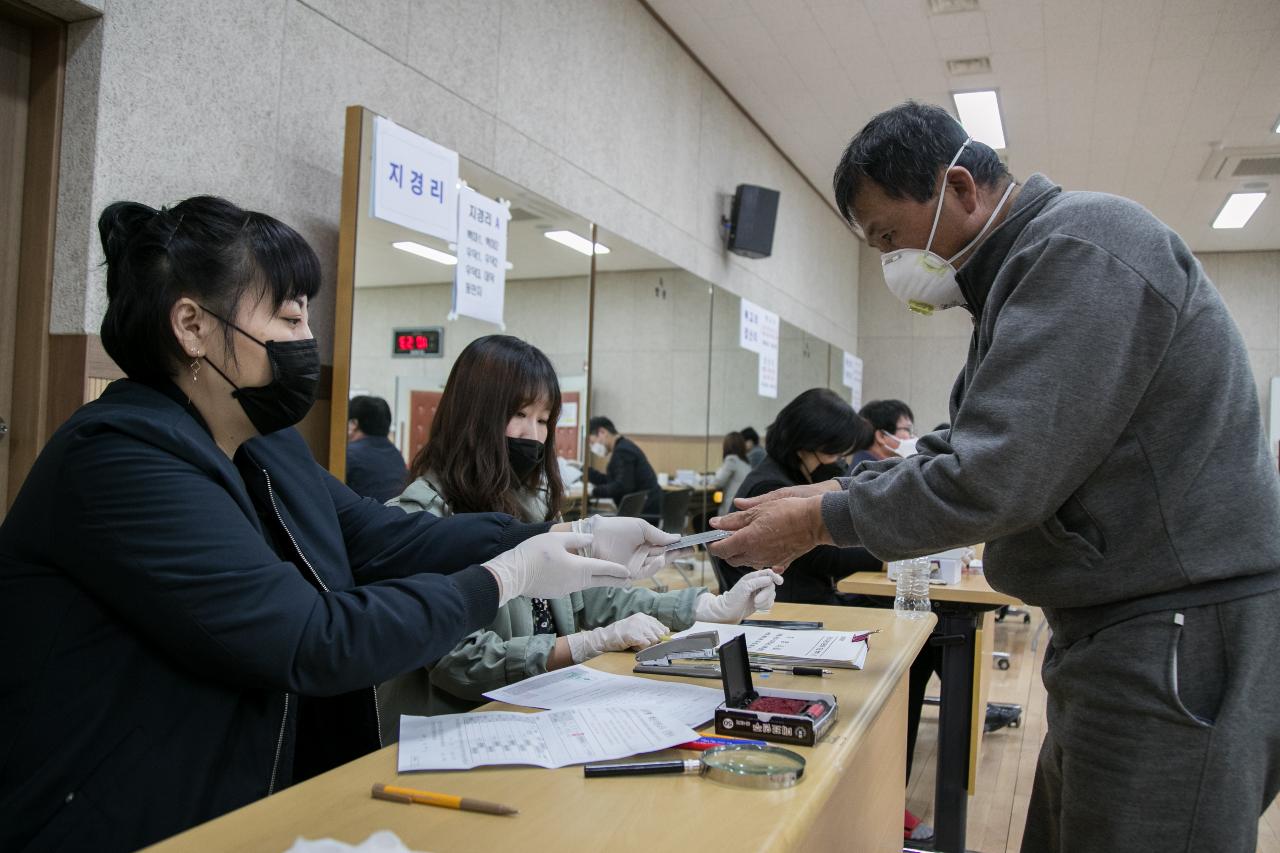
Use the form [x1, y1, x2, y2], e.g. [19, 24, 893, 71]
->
[823, 173, 1280, 643]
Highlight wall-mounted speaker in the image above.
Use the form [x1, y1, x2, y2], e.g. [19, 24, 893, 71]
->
[725, 184, 780, 259]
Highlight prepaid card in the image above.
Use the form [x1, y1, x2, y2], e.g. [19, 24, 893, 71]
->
[672, 622, 871, 669]
[397, 707, 696, 771]
[483, 664, 723, 727]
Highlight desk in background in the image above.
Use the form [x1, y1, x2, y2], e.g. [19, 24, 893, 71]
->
[838, 570, 1021, 853]
[144, 604, 934, 853]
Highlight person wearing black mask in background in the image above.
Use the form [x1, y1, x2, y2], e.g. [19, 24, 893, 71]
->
[345, 395, 408, 502]
[381, 335, 780, 730]
[0, 197, 678, 852]
[715, 389, 880, 605]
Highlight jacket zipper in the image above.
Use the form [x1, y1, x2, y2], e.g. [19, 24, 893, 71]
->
[262, 470, 385, 758]
[267, 692, 289, 796]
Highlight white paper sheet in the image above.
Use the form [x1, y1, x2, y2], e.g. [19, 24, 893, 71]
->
[672, 622, 871, 669]
[397, 707, 696, 772]
[483, 665, 723, 727]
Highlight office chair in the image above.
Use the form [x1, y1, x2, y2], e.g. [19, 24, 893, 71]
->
[615, 491, 648, 518]
[656, 489, 697, 588]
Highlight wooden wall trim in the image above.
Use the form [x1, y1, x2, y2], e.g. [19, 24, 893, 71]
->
[327, 105, 365, 480]
[6, 20, 63, 507]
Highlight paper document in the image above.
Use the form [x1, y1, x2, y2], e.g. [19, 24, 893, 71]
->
[397, 707, 696, 772]
[672, 622, 871, 670]
[484, 665, 723, 727]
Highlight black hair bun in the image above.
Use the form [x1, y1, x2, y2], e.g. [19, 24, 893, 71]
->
[98, 201, 159, 270]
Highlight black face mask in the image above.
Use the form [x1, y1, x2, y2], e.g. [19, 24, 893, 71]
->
[506, 436, 546, 482]
[808, 461, 847, 483]
[200, 310, 321, 435]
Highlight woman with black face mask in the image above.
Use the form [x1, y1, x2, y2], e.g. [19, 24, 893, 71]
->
[0, 198, 679, 853]
[715, 388, 881, 606]
[381, 335, 781, 734]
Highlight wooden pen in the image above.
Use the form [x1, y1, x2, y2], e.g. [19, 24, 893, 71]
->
[371, 782, 518, 816]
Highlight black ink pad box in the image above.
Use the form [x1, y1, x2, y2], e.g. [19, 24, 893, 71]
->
[713, 634, 838, 747]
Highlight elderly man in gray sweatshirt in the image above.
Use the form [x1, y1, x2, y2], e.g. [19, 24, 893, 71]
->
[710, 101, 1280, 852]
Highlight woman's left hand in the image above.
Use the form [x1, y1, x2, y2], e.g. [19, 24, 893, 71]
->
[694, 569, 784, 623]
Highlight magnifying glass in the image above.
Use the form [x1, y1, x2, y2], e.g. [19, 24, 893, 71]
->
[583, 744, 805, 790]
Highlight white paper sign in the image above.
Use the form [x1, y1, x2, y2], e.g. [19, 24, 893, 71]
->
[843, 352, 863, 409]
[740, 299, 764, 353]
[560, 401, 579, 428]
[451, 186, 509, 327]
[371, 116, 458, 242]
[760, 309, 779, 354]
[758, 349, 778, 398]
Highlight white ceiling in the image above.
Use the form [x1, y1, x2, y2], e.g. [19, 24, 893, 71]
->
[356, 160, 673, 288]
[647, 0, 1280, 252]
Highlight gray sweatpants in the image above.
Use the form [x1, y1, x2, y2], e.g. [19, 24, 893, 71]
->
[1022, 587, 1280, 852]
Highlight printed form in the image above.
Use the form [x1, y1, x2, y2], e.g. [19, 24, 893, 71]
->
[483, 665, 723, 727]
[672, 622, 871, 669]
[397, 707, 696, 771]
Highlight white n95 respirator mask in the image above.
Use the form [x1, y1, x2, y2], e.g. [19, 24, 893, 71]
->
[880, 138, 1015, 316]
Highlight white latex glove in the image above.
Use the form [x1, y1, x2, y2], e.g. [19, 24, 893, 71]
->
[566, 612, 670, 664]
[570, 515, 679, 580]
[694, 569, 784, 623]
[483, 533, 629, 607]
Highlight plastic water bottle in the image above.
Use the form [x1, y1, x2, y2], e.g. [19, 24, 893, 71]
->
[893, 558, 932, 618]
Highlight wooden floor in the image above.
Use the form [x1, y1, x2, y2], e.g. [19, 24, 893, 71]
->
[906, 608, 1280, 853]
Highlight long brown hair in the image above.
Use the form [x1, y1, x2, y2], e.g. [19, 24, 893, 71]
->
[409, 335, 564, 521]
[722, 431, 748, 462]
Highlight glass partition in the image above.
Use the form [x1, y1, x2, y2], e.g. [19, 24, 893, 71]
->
[334, 107, 592, 485]
[585, 226, 714, 529]
[707, 284, 853, 481]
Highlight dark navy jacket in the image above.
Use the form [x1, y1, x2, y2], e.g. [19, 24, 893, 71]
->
[0, 380, 545, 851]
[345, 436, 408, 503]
[587, 436, 662, 515]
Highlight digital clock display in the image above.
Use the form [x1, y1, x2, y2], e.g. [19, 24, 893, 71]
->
[392, 327, 443, 357]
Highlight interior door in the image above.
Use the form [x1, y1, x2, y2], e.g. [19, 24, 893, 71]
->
[407, 390, 443, 464]
[555, 390, 579, 459]
[0, 18, 32, 511]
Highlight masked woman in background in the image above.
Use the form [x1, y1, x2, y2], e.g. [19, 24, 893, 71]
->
[0, 197, 673, 852]
[379, 335, 781, 735]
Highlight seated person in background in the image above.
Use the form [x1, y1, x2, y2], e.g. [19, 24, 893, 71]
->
[586, 416, 662, 515]
[720, 389, 880, 605]
[381, 335, 781, 735]
[710, 432, 753, 517]
[740, 426, 766, 467]
[853, 398, 916, 466]
[344, 395, 408, 502]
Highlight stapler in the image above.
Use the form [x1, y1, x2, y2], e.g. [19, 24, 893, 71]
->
[634, 631, 723, 679]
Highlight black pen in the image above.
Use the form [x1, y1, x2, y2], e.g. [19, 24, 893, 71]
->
[755, 665, 832, 676]
[584, 759, 702, 777]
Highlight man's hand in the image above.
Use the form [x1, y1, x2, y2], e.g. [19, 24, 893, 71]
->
[707, 495, 833, 569]
[724, 479, 840, 512]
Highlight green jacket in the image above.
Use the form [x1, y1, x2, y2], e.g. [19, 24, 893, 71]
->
[379, 474, 703, 739]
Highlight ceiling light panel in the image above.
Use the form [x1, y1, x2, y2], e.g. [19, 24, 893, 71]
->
[392, 241, 457, 265]
[544, 230, 610, 256]
[951, 89, 1007, 150]
[1211, 192, 1267, 229]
